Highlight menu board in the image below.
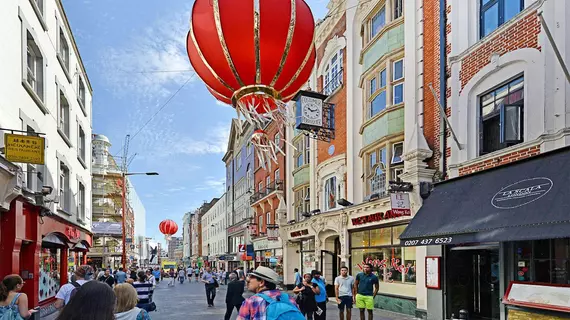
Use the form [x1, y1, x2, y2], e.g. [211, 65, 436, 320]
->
[425, 256, 441, 290]
[503, 281, 570, 313]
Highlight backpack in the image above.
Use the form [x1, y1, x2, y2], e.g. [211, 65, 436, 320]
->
[256, 292, 304, 320]
[69, 281, 82, 301]
[0, 293, 24, 320]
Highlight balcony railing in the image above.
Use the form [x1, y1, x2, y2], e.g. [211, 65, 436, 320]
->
[250, 180, 284, 204]
[322, 68, 343, 95]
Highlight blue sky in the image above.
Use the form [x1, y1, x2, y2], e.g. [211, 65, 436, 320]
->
[62, 0, 329, 242]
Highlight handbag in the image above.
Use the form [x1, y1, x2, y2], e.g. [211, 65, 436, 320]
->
[213, 278, 219, 288]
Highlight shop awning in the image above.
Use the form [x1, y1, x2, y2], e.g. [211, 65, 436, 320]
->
[400, 147, 570, 247]
[42, 233, 65, 245]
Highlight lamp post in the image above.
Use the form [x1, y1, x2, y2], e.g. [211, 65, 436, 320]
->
[122, 172, 158, 270]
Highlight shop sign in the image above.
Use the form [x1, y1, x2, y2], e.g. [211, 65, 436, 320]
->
[238, 244, 245, 253]
[265, 251, 272, 257]
[253, 239, 281, 251]
[228, 224, 247, 234]
[290, 229, 309, 238]
[351, 210, 410, 226]
[267, 225, 279, 241]
[218, 255, 226, 260]
[4, 133, 45, 165]
[491, 177, 553, 209]
[390, 193, 411, 216]
[65, 226, 80, 240]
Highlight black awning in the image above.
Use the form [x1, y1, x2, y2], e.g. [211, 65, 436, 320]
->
[400, 147, 570, 247]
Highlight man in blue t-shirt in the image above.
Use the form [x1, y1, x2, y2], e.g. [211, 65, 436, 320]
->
[294, 268, 302, 287]
[354, 263, 379, 320]
[311, 270, 327, 320]
[152, 268, 161, 284]
[115, 267, 127, 284]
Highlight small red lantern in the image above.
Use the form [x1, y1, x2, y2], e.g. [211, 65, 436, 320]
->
[186, 0, 316, 129]
[159, 219, 178, 241]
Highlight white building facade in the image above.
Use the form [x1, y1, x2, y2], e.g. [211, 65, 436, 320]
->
[201, 193, 227, 270]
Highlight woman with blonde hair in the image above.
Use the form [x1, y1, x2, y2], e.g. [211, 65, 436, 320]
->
[114, 284, 152, 320]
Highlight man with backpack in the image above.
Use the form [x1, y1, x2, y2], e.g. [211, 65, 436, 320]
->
[98, 268, 115, 287]
[54, 265, 94, 309]
[237, 266, 304, 320]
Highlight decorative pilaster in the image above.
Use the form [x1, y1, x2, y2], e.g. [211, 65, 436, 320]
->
[0, 156, 23, 211]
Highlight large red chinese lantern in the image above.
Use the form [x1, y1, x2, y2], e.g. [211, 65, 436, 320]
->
[159, 219, 178, 241]
[186, 0, 316, 130]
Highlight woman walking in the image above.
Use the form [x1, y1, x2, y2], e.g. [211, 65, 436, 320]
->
[56, 281, 116, 320]
[0, 275, 38, 319]
[293, 273, 320, 319]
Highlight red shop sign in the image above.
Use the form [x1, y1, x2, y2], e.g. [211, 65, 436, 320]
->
[290, 229, 309, 238]
[351, 210, 410, 226]
[65, 226, 81, 240]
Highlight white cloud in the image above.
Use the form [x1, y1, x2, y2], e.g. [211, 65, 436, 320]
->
[194, 177, 226, 194]
[99, 6, 193, 99]
[166, 187, 186, 193]
[148, 122, 230, 157]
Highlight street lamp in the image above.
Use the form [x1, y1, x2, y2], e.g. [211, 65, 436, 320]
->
[122, 172, 159, 270]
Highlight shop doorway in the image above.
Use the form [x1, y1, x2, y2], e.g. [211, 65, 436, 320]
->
[321, 236, 340, 297]
[446, 246, 501, 320]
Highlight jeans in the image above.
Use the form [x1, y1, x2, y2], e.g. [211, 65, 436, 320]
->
[205, 284, 216, 306]
[224, 304, 240, 320]
[314, 301, 327, 320]
[179, 276, 184, 284]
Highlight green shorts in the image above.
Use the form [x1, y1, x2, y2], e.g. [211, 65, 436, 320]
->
[355, 294, 374, 310]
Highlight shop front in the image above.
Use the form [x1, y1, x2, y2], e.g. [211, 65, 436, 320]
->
[227, 223, 248, 270]
[346, 203, 417, 316]
[0, 197, 92, 313]
[252, 237, 283, 280]
[400, 147, 570, 320]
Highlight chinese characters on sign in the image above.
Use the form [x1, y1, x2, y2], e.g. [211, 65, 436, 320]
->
[65, 226, 80, 241]
[390, 193, 411, 216]
[4, 133, 45, 165]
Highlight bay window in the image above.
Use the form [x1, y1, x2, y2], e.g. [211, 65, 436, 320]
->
[294, 186, 310, 221]
[365, 141, 404, 199]
[370, 6, 386, 39]
[367, 59, 404, 119]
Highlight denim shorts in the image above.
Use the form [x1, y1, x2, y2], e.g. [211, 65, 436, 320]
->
[338, 296, 353, 310]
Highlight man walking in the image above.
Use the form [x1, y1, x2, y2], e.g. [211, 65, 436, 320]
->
[311, 270, 327, 320]
[294, 268, 302, 287]
[98, 268, 115, 287]
[115, 267, 127, 284]
[54, 265, 94, 309]
[335, 266, 355, 320]
[225, 273, 245, 320]
[354, 263, 379, 320]
[202, 266, 217, 307]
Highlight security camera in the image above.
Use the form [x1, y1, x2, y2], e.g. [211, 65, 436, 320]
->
[41, 186, 53, 196]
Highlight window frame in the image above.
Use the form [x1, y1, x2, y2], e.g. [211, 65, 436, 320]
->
[393, 0, 404, 20]
[369, 6, 386, 40]
[57, 88, 72, 146]
[236, 150, 242, 169]
[323, 49, 343, 95]
[274, 168, 280, 182]
[480, 0, 524, 38]
[22, 27, 46, 110]
[57, 27, 71, 76]
[78, 124, 86, 162]
[274, 133, 281, 149]
[392, 59, 405, 105]
[78, 181, 86, 221]
[58, 161, 70, 213]
[365, 141, 405, 198]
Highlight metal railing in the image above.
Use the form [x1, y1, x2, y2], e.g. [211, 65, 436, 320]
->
[250, 180, 284, 204]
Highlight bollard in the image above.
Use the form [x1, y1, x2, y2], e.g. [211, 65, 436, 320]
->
[459, 309, 470, 320]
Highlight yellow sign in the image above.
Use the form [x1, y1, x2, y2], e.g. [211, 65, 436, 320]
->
[265, 251, 272, 257]
[4, 133, 45, 165]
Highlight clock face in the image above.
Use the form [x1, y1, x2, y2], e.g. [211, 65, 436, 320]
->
[300, 96, 323, 127]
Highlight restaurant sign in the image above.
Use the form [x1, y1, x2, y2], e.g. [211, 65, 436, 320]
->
[390, 193, 411, 216]
[351, 210, 410, 226]
[290, 229, 309, 238]
[4, 133, 45, 165]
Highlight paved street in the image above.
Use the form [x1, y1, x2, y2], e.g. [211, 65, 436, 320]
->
[150, 279, 418, 320]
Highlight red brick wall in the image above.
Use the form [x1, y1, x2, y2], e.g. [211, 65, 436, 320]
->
[459, 11, 541, 92]
[315, 15, 347, 165]
[252, 120, 285, 234]
[458, 145, 540, 176]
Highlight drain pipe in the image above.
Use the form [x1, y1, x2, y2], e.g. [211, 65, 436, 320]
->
[439, 0, 448, 179]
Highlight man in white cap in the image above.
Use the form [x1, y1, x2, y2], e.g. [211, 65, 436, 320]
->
[237, 266, 304, 320]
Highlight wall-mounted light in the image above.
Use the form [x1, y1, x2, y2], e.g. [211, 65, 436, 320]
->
[337, 198, 353, 206]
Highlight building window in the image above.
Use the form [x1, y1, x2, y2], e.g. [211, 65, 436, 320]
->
[370, 6, 386, 39]
[365, 141, 405, 199]
[58, 91, 70, 138]
[294, 135, 310, 168]
[266, 212, 270, 228]
[25, 31, 44, 101]
[479, 77, 524, 155]
[514, 239, 570, 284]
[78, 77, 86, 107]
[58, 28, 70, 72]
[294, 186, 310, 221]
[32, 0, 44, 15]
[274, 169, 280, 182]
[274, 133, 281, 148]
[247, 142, 252, 156]
[350, 225, 416, 284]
[480, 0, 524, 38]
[78, 182, 85, 221]
[246, 164, 252, 189]
[266, 176, 271, 192]
[258, 215, 264, 232]
[369, 69, 387, 117]
[392, 59, 404, 105]
[59, 162, 70, 212]
[78, 125, 86, 161]
[393, 0, 403, 20]
[236, 150, 242, 169]
[258, 181, 263, 192]
[324, 176, 337, 211]
[391, 142, 404, 164]
[323, 50, 343, 95]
